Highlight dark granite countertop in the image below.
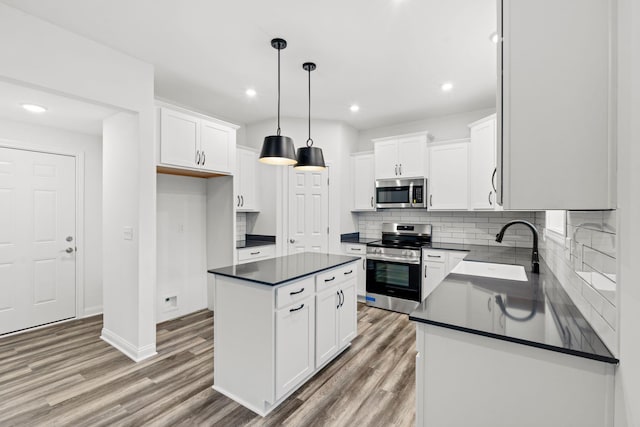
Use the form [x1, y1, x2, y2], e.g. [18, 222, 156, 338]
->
[236, 234, 276, 249]
[409, 244, 618, 364]
[339, 232, 380, 245]
[208, 253, 360, 286]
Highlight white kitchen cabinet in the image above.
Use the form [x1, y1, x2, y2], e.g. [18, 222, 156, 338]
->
[351, 153, 375, 211]
[373, 133, 429, 180]
[236, 244, 275, 265]
[447, 251, 467, 273]
[315, 275, 357, 368]
[236, 146, 258, 212]
[275, 295, 315, 400]
[341, 243, 367, 298]
[157, 105, 237, 176]
[469, 115, 500, 210]
[428, 140, 469, 210]
[422, 261, 446, 300]
[497, 0, 614, 209]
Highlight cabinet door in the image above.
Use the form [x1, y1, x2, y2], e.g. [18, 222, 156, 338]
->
[236, 148, 257, 211]
[315, 286, 339, 367]
[352, 154, 375, 210]
[275, 297, 315, 400]
[397, 135, 427, 178]
[338, 280, 357, 347]
[469, 118, 497, 210]
[200, 119, 232, 174]
[447, 252, 467, 275]
[428, 142, 469, 210]
[160, 108, 199, 168]
[422, 261, 446, 300]
[467, 286, 495, 332]
[374, 140, 398, 180]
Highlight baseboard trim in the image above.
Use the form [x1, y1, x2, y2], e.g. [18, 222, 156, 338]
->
[100, 328, 157, 363]
[82, 305, 103, 318]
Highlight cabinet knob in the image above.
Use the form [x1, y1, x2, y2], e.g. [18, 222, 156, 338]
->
[65, 247, 74, 254]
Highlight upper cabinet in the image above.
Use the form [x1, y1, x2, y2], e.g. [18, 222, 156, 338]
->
[157, 104, 238, 176]
[352, 153, 375, 211]
[428, 140, 469, 211]
[498, 0, 614, 210]
[236, 146, 258, 212]
[468, 114, 500, 211]
[373, 133, 429, 180]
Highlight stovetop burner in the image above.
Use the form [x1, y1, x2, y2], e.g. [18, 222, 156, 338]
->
[366, 223, 433, 250]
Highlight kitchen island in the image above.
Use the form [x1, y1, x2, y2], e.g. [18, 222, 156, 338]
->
[208, 253, 359, 416]
[410, 245, 618, 427]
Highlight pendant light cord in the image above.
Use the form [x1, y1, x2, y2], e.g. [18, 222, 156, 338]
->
[276, 46, 281, 136]
[307, 66, 313, 147]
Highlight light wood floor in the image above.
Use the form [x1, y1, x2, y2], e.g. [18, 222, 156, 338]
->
[0, 303, 416, 426]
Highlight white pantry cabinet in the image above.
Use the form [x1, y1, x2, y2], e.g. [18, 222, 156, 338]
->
[351, 153, 375, 211]
[498, 0, 614, 209]
[373, 133, 429, 180]
[428, 140, 469, 210]
[157, 104, 237, 176]
[469, 115, 500, 211]
[236, 146, 258, 212]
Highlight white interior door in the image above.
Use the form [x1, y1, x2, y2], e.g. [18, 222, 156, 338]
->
[0, 147, 76, 335]
[288, 168, 329, 254]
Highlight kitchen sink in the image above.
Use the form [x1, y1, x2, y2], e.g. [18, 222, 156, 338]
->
[450, 261, 528, 282]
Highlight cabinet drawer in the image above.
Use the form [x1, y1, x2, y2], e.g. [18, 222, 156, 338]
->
[315, 263, 357, 292]
[422, 249, 448, 263]
[237, 245, 275, 263]
[342, 243, 366, 255]
[276, 277, 314, 310]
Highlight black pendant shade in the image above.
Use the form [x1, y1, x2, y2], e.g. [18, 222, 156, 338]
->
[295, 146, 326, 171]
[259, 38, 297, 166]
[259, 135, 297, 165]
[294, 62, 326, 170]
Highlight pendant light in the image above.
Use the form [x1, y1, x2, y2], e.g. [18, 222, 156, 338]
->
[294, 62, 326, 171]
[259, 38, 297, 165]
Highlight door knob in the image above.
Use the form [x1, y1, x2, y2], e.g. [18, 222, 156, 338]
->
[66, 236, 73, 242]
[289, 239, 296, 244]
[65, 247, 74, 253]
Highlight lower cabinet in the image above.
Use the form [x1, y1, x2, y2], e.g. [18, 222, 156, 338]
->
[341, 243, 367, 298]
[422, 249, 469, 300]
[316, 278, 357, 367]
[275, 296, 315, 400]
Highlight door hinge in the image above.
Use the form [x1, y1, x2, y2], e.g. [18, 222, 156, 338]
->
[327, 177, 330, 186]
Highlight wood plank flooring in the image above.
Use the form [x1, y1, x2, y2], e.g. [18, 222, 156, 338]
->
[0, 303, 415, 426]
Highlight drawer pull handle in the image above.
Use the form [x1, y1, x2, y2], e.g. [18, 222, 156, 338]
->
[427, 255, 441, 258]
[351, 248, 362, 251]
[344, 270, 353, 275]
[289, 288, 305, 295]
[250, 251, 261, 255]
[289, 304, 305, 313]
[324, 276, 335, 282]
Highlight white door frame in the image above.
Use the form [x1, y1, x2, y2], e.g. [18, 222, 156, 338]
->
[283, 163, 331, 256]
[0, 138, 86, 321]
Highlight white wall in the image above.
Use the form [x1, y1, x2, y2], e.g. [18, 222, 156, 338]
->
[356, 107, 496, 151]
[156, 174, 207, 323]
[0, 3, 157, 361]
[243, 117, 359, 255]
[0, 118, 103, 316]
[615, 0, 640, 424]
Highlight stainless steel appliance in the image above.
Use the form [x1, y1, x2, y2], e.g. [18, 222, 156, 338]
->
[375, 178, 427, 209]
[366, 223, 432, 313]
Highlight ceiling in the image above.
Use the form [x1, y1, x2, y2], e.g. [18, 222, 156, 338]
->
[2, 0, 497, 130]
[0, 79, 119, 135]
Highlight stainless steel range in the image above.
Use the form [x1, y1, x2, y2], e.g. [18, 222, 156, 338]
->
[366, 223, 432, 313]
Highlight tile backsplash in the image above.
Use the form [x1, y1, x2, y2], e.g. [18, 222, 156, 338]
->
[536, 210, 617, 354]
[357, 210, 537, 248]
[236, 212, 246, 241]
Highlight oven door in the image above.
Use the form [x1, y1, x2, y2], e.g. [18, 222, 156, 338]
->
[366, 258, 422, 302]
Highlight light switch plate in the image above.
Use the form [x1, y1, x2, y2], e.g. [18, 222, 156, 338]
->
[123, 226, 133, 240]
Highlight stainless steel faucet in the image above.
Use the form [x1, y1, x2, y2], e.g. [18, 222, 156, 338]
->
[495, 220, 540, 274]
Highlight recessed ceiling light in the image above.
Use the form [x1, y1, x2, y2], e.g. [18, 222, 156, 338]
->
[21, 104, 47, 113]
[350, 104, 360, 112]
[490, 31, 499, 44]
[441, 82, 454, 92]
[245, 88, 257, 98]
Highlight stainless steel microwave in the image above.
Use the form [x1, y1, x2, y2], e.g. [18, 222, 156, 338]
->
[375, 178, 427, 209]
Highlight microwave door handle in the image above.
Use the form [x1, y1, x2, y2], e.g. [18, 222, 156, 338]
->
[409, 182, 414, 207]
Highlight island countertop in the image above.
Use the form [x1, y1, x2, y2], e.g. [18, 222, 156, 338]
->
[208, 253, 360, 286]
[409, 245, 618, 364]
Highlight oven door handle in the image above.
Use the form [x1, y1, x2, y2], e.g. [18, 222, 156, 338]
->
[365, 254, 421, 265]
